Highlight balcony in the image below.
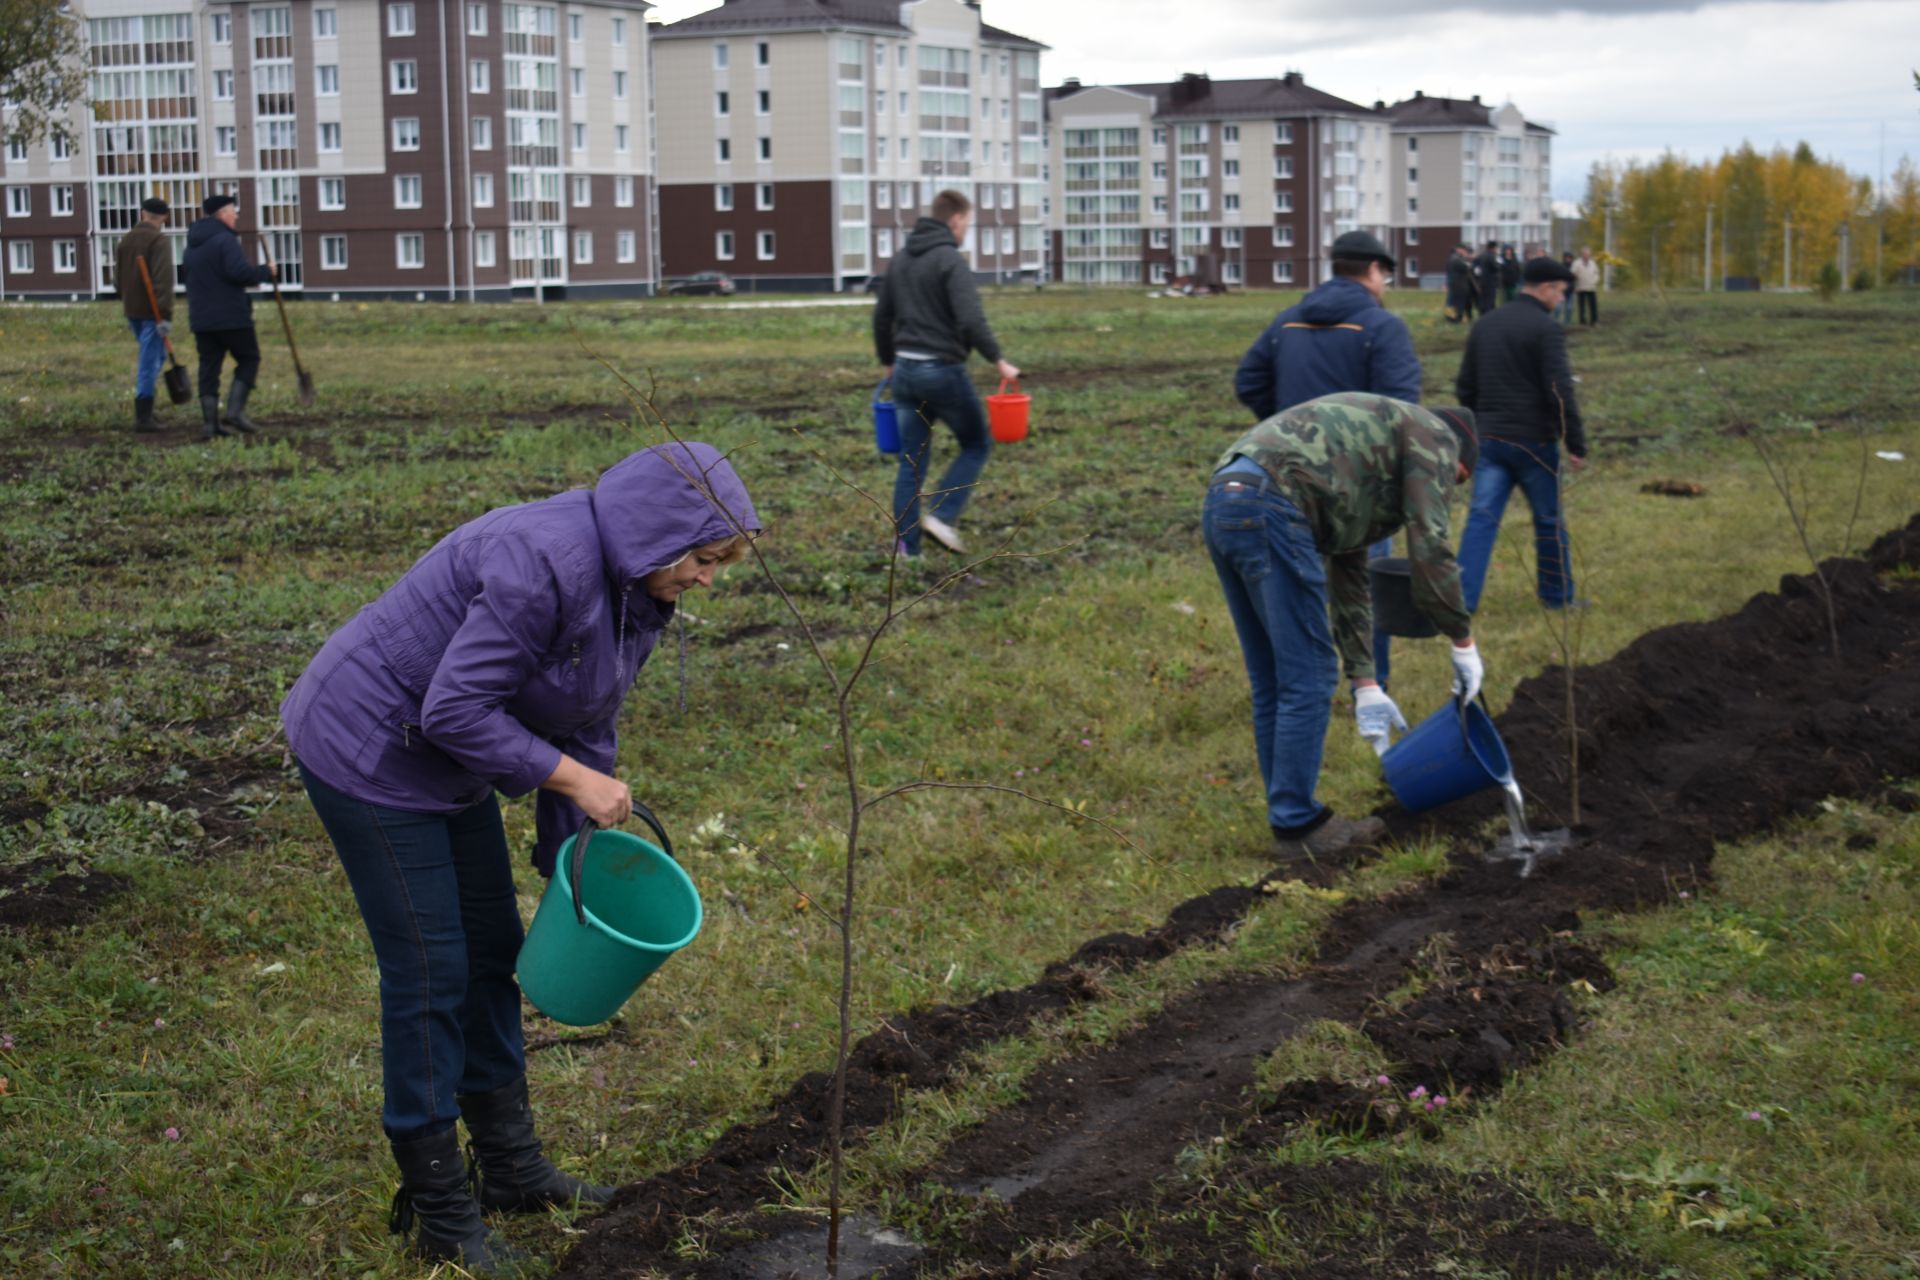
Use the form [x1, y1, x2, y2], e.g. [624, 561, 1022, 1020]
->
[838, 62, 863, 81]
[919, 159, 969, 177]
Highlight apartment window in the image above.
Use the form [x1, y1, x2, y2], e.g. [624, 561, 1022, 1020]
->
[473, 172, 494, 207]
[1151, 126, 1166, 145]
[475, 231, 496, 268]
[616, 230, 636, 263]
[1224, 159, 1240, 178]
[1223, 226, 1243, 248]
[570, 66, 585, 97]
[999, 227, 1014, 255]
[1223, 124, 1240, 142]
[315, 7, 338, 37]
[571, 174, 591, 207]
[46, 132, 71, 161]
[319, 177, 346, 210]
[393, 117, 421, 151]
[714, 183, 733, 210]
[213, 69, 234, 101]
[568, 12, 582, 41]
[1001, 98, 1010, 120]
[391, 60, 419, 94]
[471, 116, 492, 149]
[1406, 227, 1420, 244]
[395, 174, 423, 208]
[1273, 260, 1294, 283]
[7, 242, 31, 273]
[612, 15, 626, 45]
[51, 184, 74, 216]
[613, 69, 627, 100]
[715, 230, 735, 260]
[5, 187, 28, 217]
[4, 139, 24, 163]
[1274, 121, 1293, 144]
[898, 45, 906, 66]
[317, 64, 340, 96]
[716, 138, 730, 162]
[1224, 193, 1241, 212]
[1149, 227, 1169, 249]
[757, 136, 771, 160]
[1272, 224, 1294, 247]
[755, 183, 773, 211]
[875, 181, 890, 209]
[756, 230, 775, 260]
[571, 122, 586, 151]
[1149, 262, 1168, 284]
[321, 234, 348, 269]
[397, 233, 425, 268]
[210, 12, 230, 44]
[714, 42, 728, 68]
[898, 180, 912, 205]
[214, 125, 238, 156]
[52, 239, 77, 273]
[471, 59, 490, 93]
[319, 122, 342, 152]
[1405, 257, 1420, 276]
[874, 42, 885, 67]
[980, 185, 995, 210]
[1407, 197, 1418, 214]
[898, 137, 909, 160]
[873, 89, 886, 115]
[1151, 195, 1167, 214]
[1407, 166, 1418, 184]
[389, 3, 415, 36]
[715, 91, 729, 116]
[756, 90, 770, 115]
[573, 230, 592, 264]
[1275, 191, 1292, 213]
[614, 124, 629, 154]
[877, 227, 894, 257]
[467, 3, 487, 35]
[980, 95, 990, 120]
[755, 41, 769, 66]
[615, 175, 635, 207]
[1277, 157, 1293, 179]
[1407, 136, 1418, 153]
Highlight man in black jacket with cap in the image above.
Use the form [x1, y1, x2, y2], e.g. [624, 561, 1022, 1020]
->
[182, 193, 277, 439]
[1453, 254, 1588, 611]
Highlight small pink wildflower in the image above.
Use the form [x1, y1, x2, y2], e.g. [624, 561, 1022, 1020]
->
[1423, 1099, 1438, 1112]
[1408, 1085, 1428, 1100]
[1678, 891, 1692, 900]
[1433, 1095, 1449, 1108]
[1079, 738, 1092, 747]
[0, 1033, 13, 1051]
[1013, 769, 1025, 778]
[1375, 1074, 1391, 1087]
[1851, 972, 1866, 984]
[153, 1018, 166, 1029]
[1745, 1110, 1763, 1122]
[89, 1185, 107, 1198]
[164, 1127, 182, 1142]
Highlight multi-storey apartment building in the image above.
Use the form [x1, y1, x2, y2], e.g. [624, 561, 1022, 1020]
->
[0, 0, 656, 301]
[1045, 72, 1394, 290]
[650, 0, 1046, 292]
[1383, 91, 1554, 282]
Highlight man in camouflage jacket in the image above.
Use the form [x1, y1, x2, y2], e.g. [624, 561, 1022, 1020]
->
[1205, 392, 1484, 859]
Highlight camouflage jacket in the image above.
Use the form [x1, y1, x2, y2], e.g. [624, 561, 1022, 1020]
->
[1217, 392, 1471, 681]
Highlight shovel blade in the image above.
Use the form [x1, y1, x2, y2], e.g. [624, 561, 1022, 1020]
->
[297, 370, 316, 406]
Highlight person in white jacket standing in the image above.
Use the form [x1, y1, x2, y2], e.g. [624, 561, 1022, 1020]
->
[1571, 248, 1602, 326]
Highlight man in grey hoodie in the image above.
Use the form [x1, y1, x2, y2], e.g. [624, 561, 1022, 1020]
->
[872, 189, 1021, 556]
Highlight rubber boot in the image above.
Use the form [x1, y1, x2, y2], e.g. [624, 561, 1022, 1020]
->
[388, 1127, 523, 1274]
[200, 395, 233, 440]
[222, 379, 261, 434]
[460, 1075, 616, 1214]
[134, 396, 161, 434]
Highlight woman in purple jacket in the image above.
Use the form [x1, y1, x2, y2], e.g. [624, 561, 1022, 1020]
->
[281, 442, 757, 1272]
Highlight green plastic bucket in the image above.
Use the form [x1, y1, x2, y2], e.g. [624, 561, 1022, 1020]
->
[517, 813, 701, 1027]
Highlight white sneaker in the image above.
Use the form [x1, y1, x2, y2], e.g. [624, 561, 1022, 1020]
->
[920, 514, 967, 554]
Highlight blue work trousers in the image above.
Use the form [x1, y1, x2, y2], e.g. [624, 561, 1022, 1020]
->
[129, 319, 165, 398]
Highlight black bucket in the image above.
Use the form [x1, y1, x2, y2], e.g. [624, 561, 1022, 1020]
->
[1369, 557, 1441, 639]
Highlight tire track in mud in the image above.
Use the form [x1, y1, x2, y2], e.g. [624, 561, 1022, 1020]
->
[559, 516, 1920, 1279]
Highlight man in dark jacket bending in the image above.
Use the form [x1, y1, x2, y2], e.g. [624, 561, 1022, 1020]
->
[873, 188, 1021, 557]
[1454, 254, 1589, 610]
[182, 194, 276, 439]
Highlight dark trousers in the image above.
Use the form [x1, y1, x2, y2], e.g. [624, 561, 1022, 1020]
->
[890, 358, 993, 554]
[195, 326, 261, 398]
[1577, 290, 1598, 325]
[297, 762, 527, 1138]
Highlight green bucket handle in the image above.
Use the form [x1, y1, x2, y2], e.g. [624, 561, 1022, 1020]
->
[569, 800, 677, 927]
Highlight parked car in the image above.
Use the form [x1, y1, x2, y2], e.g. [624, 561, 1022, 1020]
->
[668, 271, 736, 297]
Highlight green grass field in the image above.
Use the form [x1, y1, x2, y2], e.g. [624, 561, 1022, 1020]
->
[1, 285, 1917, 1278]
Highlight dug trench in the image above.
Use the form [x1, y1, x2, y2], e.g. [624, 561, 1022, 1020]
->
[555, 515, 1920, 1279]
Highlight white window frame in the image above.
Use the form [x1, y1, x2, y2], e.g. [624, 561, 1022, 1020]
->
[615, 176, 634, 207]
[715, 230, 735, 260]
[210, 12, 231, 45]
[473, 172, 494, 207]
[388, 3, 416, 37]
[1223, 226, 1243, 248]
[5, 187, 29, 217]
[1277, 157, 1293, 179]
[467, 3, 487, 36]
[395, 174, 424, 209]
[391, 60, 419, 94]
[1149, 227, 1169, 249]
[317, 64, 340, 96]
[53, 239, 78, 274]
[3, 139, 24, 163]
[7, 241, 32, 274]
[613, 69, 627, 100]
[470, 59, 490, 94]
[570, 66, 585, 97]
[716, 138, 730, 162]
[756, 89, 770, 116]
[1272, 224, 1294, 247]
[52, 184, 74, 216]
[320, 234, 348, 270]
[392, 117, 422, 152]
[319, 122, 343, 153]
[755, 183, 773, 211]
[573, 230, 592, 265]
[614, 124, 629, 154]
[396, 232, 426, 269]
[877, 227, 894, 256]
[318, 177, 346, 210]
[213, 69, 234, 101]
[475, 230, 497, 269]
[570, 122, 586, 151]
[616, 230, 636, 263]
[714, 183, 733, 211]
[714, 42, 728, 68]
[755, 40, 770, 66]
[715, 90, 729, 117]
[612, 15, 625, 45]
[756, 136, 771, 160]
[315, 7, 338, 38]
[568, 12, 582, 41]
[755, 230, 775, 261]
[1272, 260, 1294, 283]
[471, 116, 492, 150]
[214, 125, 238, 156]
[571, 174, 591, 208]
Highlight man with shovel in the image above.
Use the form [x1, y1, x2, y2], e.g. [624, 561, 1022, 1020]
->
[114, 197, 176, 434]
[1205, 392, 1483, 860]
[181, 194, 276, 439]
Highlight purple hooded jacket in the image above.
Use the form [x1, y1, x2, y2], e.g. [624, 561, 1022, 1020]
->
[281, 442, 758, 875]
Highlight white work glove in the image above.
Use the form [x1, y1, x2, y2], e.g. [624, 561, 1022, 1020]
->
[1450, 640, 1484, 705]
[1354, 685, 1408, 758]
[155, 321, 172, 338]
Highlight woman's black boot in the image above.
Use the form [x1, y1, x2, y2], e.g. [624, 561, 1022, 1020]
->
[388, 1127, 523, 1273]
[459, 1075, 616, 1213]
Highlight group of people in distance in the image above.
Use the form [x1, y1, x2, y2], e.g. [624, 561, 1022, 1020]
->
[107, 182, 1585, 1274]
[1446, 240, 1602, 328]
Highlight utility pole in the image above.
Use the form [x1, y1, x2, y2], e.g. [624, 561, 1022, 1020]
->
[1602, 193, 1613, 290]
[1839, 219, 1850, 288]
[1704, 202, 1713, 291]
[1782, 217, 1791, 289]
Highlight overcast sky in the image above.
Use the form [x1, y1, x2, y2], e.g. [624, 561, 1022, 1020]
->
[647, 0, 1920, 203]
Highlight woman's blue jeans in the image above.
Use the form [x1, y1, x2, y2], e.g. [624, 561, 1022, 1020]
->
[890, 358, 992, 554]
[1203, 474, 1337, 834]
[1456, 436, 1574, 609]
[297, 762, 526, 1138]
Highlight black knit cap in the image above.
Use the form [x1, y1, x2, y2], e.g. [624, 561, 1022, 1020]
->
[1429, 406, 1478, 474]
[1523, 255, 1576, 285]
[202, 193, 237, 215]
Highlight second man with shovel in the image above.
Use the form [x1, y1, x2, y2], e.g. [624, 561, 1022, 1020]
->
[181, 194, 277, 439]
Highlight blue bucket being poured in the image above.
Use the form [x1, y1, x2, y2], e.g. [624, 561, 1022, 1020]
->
[871, 378, 900, 454]
[1380, 696, 1513, 813]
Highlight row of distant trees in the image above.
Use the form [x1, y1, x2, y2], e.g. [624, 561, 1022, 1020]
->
[1578, 141, 1920, 291]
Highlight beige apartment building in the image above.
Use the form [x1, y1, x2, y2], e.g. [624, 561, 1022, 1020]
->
[1, 0, 657, 301]
[1383, 91, 1555, 281]
[650, 0, 1046, 291]
[1045, 72, 1395, 289]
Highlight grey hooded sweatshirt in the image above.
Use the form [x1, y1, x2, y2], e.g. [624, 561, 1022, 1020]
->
[872, 216, 1003, 367]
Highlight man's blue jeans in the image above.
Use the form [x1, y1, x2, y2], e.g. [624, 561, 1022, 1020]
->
[128, 319, 164, 398]
[1204, 473, 1337, 835]
[297, 762, 527, 1138]
[1456, 436, 1574, 610]
[890, 358, 992, 554]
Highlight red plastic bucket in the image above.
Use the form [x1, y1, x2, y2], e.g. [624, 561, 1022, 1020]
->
[987, 377, 1030, 444]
